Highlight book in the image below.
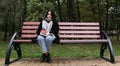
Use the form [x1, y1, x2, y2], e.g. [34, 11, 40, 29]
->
[40, 29, 47, 36]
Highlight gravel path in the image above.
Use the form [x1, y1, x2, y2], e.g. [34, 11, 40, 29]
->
[1, 56, 120, 66]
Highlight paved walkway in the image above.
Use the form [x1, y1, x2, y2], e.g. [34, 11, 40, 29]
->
[1, 56, 120, 66]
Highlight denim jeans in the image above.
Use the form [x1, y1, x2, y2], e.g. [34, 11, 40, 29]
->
[37, 35, 56, 53]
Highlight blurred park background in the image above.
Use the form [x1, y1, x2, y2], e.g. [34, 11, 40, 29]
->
[0, 0, 120, 42]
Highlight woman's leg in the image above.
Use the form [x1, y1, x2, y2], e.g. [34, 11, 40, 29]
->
[37, 35, 48, 62]
[45, 35, 55, 63]
[37, 35, 55, 63]
[37, 35, 47, 53]
[45, 35, 56, 52]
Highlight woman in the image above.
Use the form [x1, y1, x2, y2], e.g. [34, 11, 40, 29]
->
[36, 9, 59, 63]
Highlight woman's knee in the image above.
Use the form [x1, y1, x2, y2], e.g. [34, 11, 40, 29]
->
[37, 35, 45, 40]
[46, 36, 55, 41]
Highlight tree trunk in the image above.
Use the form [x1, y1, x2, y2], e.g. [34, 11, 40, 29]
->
[76, 0, 80, 21]
[12, 0, 16, 35]
[22, 0, 27, 22]
[67, 0, 72, 21]
[97, 0, 102, 29]
[41, 0, 44, 2]
[57, 0, 62, 21]
[3, 10, 9, 41]
[3, 0, 10, 41]
[105, 0, 109, 32]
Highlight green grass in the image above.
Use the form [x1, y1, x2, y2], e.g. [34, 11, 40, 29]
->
[0, 38, 120, 59]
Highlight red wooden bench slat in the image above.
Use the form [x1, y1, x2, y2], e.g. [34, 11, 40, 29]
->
[59, 31, 100, 34]
[60, 26, 100, 30]
[22, 26, 38, 29]
[23, 22, 40, 25]
[60, 35, 101, 39]
[13, 40, 32, 43]
[59, 22, 99, 26]
[22, 30, 36, 34]
[21, 34, 37, 38]
[60, 39, 108, 43]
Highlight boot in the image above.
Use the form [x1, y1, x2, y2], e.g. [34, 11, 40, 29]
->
[46, 53, 52, 63]
[40, 53, 46, 62]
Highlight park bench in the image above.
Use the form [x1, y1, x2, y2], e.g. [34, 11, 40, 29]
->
[4, 22, 115, 65]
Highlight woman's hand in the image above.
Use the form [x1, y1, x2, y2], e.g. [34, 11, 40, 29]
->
[46, 32, 50, 35]
[40, 29, 46, 35]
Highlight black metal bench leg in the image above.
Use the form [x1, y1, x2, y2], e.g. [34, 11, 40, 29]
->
[14, 43, 22, 59]
[101, 31, 115, 63]
[4, 43, 22, 66]
[4, 32, 22, 65]
[100, 43, 107, 57]
[100, 42, 115, 63]
[5, 42, 14, 65]
[107, 40, 115, 63]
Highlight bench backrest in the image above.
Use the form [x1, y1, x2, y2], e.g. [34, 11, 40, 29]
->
[21, 22, 101, 40]
[21, 22, 40, 39]
[59, 22, 101, 40]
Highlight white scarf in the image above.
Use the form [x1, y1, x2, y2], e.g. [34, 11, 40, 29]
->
[42, 20, 53, 33]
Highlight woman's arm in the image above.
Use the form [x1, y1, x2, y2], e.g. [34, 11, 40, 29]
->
[36, 22, 42, 35]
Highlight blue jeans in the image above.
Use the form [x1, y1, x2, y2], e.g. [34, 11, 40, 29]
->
[37, 35, 56, 53]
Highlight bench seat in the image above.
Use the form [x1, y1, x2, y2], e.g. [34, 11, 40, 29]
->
[60, 39, 108, 43]
[13, 40, 32, 43]
[13, 39, 108, 43]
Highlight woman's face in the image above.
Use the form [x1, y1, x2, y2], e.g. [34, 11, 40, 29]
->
[47, 11, 52, 20]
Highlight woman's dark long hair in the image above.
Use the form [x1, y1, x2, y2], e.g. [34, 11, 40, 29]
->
[45, 9, 56, 22]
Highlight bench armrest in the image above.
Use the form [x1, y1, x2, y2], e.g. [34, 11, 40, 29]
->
[101, 31, 111, 41]
[9, 30, 21, 43]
